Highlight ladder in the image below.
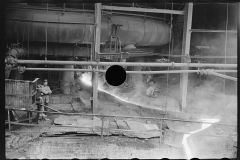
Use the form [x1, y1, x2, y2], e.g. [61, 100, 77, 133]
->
[104, 24, 122, 53]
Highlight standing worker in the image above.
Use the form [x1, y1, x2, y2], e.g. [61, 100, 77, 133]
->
[38, 79, 52, 121]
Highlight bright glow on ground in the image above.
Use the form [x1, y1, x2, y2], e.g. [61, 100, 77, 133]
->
[80, 72, 220, 159]
[182, 118, 219, 159]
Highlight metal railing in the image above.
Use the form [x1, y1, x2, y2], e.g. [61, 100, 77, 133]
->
[5, 107, 237, 139]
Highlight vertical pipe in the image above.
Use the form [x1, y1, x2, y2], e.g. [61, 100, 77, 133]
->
[60, 57, 74, 94]
[93, 3, 102, 113]
[28, 17, 30, 58]
[8, 109, 11, 131]
[234, 9, 240, 158]
[237, 3, 240, 98]
[180, 3, 193, 111]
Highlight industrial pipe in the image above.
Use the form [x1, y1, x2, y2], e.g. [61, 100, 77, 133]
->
[5, 7, 171, 46]
[60, 57, 75, 94]
[206, 69, 237, 81]
[5, 48, 27, 59]
[13, 67, 237, 74]
[5, 48, 27, 79]
[17, 60, 237, 68]
[6, 6, 169, 22]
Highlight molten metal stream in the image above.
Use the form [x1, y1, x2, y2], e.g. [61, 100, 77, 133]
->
[80, 72, 142, 105]
[182, 118, 220, 159]
[80, 72, 220, 159]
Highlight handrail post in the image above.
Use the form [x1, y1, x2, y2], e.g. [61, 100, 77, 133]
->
[101, 115, 105, 138]
[8, 109, 11, 131]
[159, 118, 163, 143]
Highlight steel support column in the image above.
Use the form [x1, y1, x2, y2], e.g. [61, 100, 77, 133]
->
[60, 57, 74, 94]
[92, 3, 101, 113]
[180, 3, 193, 111]
[237, 3, 240, 104]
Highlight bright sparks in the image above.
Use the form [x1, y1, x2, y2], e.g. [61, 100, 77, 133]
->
[80, 72, 139, 105]
[182, 118, 219, 159]
[80, 72, 92, 86]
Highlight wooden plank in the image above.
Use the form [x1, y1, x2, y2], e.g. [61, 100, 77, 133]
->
[125, 120, 148, 131]
[180, 3, 193, 110]
[101, 5, 185, 15]
[116, 120, 130, 130]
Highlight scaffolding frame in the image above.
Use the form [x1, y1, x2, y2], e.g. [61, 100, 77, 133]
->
[6, 3, 238, 141]
[11, 2, 238, 115]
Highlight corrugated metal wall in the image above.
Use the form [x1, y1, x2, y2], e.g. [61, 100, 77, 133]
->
[5, 80, 34, 108]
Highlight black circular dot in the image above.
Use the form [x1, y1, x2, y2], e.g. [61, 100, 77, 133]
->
[105, 65, 126, 86]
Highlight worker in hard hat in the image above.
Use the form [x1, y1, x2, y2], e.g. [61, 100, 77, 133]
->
[146, 81, 159, 98]
[38, 79, 52, 121]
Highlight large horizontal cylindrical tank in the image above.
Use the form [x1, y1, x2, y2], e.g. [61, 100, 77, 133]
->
[5, 7, 171, 46]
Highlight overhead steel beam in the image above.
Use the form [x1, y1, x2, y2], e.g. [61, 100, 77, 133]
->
[190, 29, 237, 33]
[101, 5, 185, 15]
[17, 60, 237, 68]
[180, 3, 193, 111]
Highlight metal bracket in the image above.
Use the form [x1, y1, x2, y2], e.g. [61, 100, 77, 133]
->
[95, 54, 100, 62]
[121, 52, 129, 59]
[185, 55, 191, 63]
[197, 61, 201, 74]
